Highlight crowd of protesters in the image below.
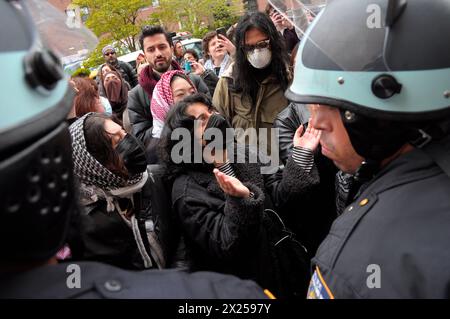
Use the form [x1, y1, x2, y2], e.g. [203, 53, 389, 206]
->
[62, 5, 321, 298]
[25, 0, 448, 300]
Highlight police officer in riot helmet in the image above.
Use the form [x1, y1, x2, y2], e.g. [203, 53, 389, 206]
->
[0, 0, 266, 299]
[269, 0, 450, 298]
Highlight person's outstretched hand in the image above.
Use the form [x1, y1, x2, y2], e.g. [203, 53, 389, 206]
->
[213, 169, 250, 198]
[293, 122, 321, 151]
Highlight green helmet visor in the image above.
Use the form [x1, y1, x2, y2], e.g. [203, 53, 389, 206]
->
[269, 0, 450, 120]
[0, 1, 98, 150]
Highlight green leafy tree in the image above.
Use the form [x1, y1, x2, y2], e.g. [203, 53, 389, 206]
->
[71, 68, 91, 78]
[212, 0, 242, 29]
[74, 0, 152, 68]
[150, 0, 242, 37]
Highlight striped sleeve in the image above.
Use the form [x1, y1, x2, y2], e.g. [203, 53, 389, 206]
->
[292, 146, 314, 173]
[217, 160, 237, 178]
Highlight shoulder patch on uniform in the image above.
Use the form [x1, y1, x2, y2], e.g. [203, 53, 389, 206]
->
[307, 266, 335, 299]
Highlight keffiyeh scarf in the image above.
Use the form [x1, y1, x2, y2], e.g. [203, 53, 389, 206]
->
[150, 70, 195, 138]
[69, 113, 147, 211]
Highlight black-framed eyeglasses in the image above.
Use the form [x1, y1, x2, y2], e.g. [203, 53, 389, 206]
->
[104, 51, 116, 56]
[242, 39, 270, 53]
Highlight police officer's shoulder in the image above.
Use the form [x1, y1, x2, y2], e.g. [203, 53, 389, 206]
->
[0, 261, 267, 299]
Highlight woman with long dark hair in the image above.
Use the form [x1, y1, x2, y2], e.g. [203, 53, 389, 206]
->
[212, 12, 291, 155]
[68, 113, 166, 270]
[159, 93, 321, 297]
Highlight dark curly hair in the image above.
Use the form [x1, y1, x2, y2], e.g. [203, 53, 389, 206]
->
[233, 12, 290, 103]
[183, 49, 199, 61]
[158, 93, 216, 179]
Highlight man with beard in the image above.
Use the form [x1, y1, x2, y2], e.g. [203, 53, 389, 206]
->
[127, 26, 210, 163]
[101, 45, 138, 89]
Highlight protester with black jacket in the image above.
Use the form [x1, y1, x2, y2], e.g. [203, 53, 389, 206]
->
[159, 93, 321, 297]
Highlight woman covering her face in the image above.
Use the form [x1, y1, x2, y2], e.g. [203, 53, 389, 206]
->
[102, 70, 129, 120]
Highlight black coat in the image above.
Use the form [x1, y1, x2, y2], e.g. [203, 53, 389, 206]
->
[171, 147, 319, 295]
[200, 69, 219, 97]
[69, 167, 178, 270]
[0, 261, 267, 298]
[274, 103, 338, 255]
[311, 148, 450, 298]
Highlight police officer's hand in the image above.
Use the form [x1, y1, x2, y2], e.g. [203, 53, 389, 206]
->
[213, 169, 250, 198]
[293, 123, 321, 151]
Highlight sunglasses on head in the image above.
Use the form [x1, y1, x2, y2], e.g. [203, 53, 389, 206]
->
[242, 39, 270, 53]
[104, 51, 116, 56]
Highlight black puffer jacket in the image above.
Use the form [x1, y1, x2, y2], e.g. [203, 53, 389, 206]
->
[275, 103, 310, 162]
[171, 146, 319, 296]
[274, 103, 338, 255]
[200, 69, 219, 96]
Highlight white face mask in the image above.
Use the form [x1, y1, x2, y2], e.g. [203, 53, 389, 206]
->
[247, 48, 272, 69]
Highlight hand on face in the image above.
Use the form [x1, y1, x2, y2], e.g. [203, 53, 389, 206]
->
[293, 122, 321, 151]
[308, 104, 364, 174]
[213, 169, 250, 198]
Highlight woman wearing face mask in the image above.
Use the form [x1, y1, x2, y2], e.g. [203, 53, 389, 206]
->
[159, 93, 321, 297]
[213, 12, 291, 155]
[102, 70, 130, 120]
[68, 113, 165, 270]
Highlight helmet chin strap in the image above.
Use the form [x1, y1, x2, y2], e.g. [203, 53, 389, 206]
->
[354, 159, 380, 184]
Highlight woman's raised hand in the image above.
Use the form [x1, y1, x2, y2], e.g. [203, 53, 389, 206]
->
[213, 169, 250, 198]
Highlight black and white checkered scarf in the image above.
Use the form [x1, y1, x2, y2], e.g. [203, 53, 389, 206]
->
[69, 113, 147, 210]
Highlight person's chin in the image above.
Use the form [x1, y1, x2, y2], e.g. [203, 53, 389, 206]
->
[154, 62, 169, 72]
